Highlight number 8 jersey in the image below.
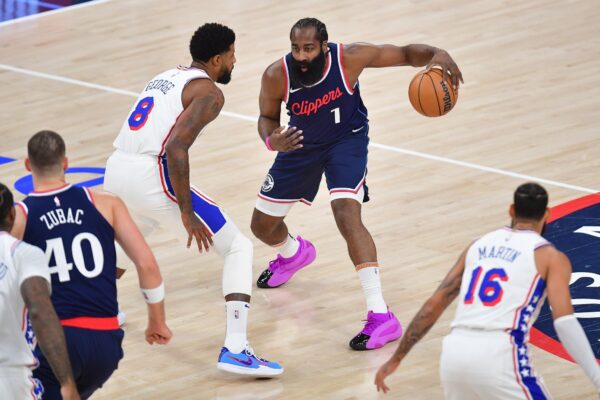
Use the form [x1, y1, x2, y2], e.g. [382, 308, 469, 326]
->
[113, 66, 210, 156]
[18, 185, 118, 320]
[451, 227, 551, 339]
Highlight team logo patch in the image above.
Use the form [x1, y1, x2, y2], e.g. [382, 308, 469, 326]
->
[262, 174, 274, 192]
[531, 193, 600, 363]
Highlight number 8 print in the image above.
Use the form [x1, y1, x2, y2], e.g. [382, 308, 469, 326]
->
[128, 96, 154, 130]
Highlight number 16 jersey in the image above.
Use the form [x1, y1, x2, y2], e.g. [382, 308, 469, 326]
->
[451, 227, 551, 341]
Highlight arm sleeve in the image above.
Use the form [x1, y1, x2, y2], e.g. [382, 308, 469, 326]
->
[554, 314, 600, 392]
[14, 242, 51, 294]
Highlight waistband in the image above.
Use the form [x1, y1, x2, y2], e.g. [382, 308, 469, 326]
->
[60, 316, 119, 330]
[112, 148, 161, 160]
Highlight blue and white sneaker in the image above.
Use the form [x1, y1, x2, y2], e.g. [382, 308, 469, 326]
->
[217, 344, 283, 377]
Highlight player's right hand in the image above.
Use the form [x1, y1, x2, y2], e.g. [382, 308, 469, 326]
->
[145, 321, 173, 345]
[267, 126, 303, 152]
[181, 212, 213, 253]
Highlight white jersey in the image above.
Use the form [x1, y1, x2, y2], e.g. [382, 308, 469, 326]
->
[113, 66, 210, 156]
[451, 227, 551, 341]
[0, 232, 50, 371]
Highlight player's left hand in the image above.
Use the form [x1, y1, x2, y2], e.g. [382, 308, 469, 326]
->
[427, 49, 463, 90]
[374, 357, 401, 394]
[145, 321, 173, 345]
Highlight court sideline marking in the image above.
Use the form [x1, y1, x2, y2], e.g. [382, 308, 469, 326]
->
[0, 0, 115, 27]
[0, 62, 597, 195]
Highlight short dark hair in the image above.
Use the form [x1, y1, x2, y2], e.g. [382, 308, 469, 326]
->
[290, 18, 328, 43]
[189, 23, 235, 62]
[27, 130, 65, 173]
[0, 182, 14, 226]
[514, 182, 548, 220]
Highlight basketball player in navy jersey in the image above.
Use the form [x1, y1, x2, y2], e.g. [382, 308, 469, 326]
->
[0, 183, 79, 400]
[11, 131, 172, 399]
[251, 17, 463, 350]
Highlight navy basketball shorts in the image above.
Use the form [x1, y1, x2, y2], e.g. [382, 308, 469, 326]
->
[33, 327, 124, 400]
[256, 130, 370, 217]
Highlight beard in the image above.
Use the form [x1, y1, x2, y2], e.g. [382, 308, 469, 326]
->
[289, 48, 327, 88]
[217, 65, 233, 84]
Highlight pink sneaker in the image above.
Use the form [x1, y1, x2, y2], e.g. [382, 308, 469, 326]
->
[256, 236, 316, 288]
[349, 310, 402, 350]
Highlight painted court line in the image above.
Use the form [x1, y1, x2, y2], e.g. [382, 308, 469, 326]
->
[0, 63, 597, 194]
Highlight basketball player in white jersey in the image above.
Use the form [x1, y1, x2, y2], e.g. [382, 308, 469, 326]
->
[0, 183, 79, 400]
[375, 183, 600, 398]
[104, 23, 282, 376]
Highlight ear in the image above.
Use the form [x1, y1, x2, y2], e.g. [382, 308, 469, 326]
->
[509, 204, 516, 219]
[321, 41, 328, 53]
[211, 54, 222, 67]
[63, 157, 69, 171]
[24, 158, 32, 172]
[542, 208, 550, 223]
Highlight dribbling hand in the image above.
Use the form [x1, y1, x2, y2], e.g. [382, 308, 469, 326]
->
[267, 126, 303, 152]
[181, 212, 213, 253]
[427, 50, 463, 90]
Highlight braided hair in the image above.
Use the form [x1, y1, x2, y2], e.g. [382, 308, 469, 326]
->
[290, 18, 328, 43]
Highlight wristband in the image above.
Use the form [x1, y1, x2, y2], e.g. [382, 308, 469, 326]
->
[141, 282, 165, 304]
[265, 136, 274, 151]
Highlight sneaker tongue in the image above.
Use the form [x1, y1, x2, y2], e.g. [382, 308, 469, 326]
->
[361, 312, 388, 335]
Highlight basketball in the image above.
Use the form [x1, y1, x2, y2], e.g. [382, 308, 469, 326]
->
[408, 68, 458, 117]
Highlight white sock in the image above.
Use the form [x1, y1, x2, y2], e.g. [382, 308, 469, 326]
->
[357, 264, 388, 313]
[224, 301, 249, 353]
[276, 233, 299, 258]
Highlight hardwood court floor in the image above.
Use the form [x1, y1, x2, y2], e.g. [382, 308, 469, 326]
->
[0, 0, 598, 398]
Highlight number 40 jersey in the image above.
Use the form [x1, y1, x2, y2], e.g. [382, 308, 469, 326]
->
[19, 184, 118, 320]
[451, 227, 551, 340]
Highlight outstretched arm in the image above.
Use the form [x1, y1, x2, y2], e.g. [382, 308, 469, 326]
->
[343, 42, 463, 89]
[374, 248, 467, 393]
[109, 193, 172, 345]
[165, 79, 222, 253]
[539, 247, 600, 392]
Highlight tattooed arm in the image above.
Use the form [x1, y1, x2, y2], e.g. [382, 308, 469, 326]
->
[21, 276, 79, 400]
[374, 248, 468, 394]
[165, 78, 223, 253]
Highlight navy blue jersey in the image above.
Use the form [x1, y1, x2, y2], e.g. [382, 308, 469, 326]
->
[20, 185, 118, 320]
[283, 43, 369, 147]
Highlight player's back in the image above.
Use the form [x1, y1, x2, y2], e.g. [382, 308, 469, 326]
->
[113, 66, 210, 156]
[0, 232, 42, 369]
[20, 185, 118, 322]
[452, 227, 551, 341]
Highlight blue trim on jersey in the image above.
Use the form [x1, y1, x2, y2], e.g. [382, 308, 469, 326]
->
[510, 277, 548, 399]
[159, 156, 226, 233]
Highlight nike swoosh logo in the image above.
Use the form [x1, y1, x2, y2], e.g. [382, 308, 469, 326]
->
[228, 355, 254, 366]
[289, 87, 302, 93]
[352, 126, 364, 133]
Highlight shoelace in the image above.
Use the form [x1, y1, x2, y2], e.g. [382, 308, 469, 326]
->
[268, 255, 284, 272]
[361, 316, 382, 335]
[244, 343, 269, 363]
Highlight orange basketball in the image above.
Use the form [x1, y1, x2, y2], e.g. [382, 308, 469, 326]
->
[408, 68, 458, 117]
